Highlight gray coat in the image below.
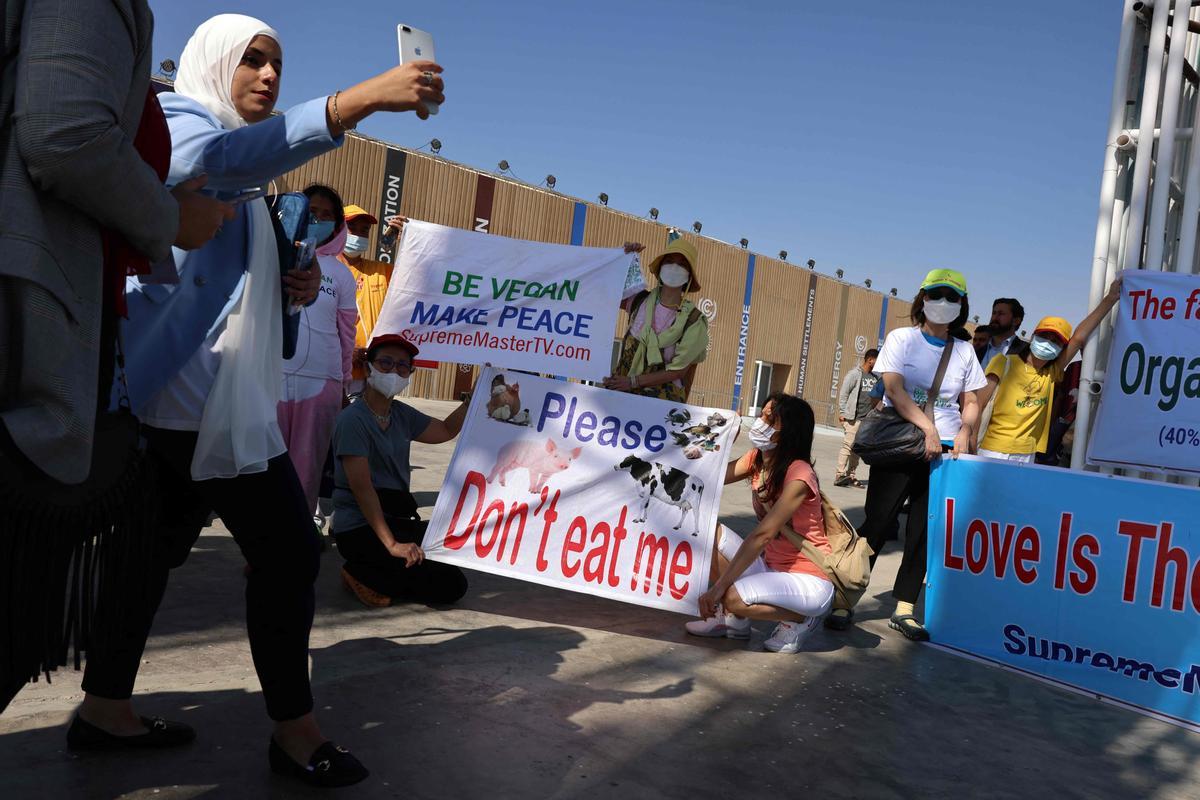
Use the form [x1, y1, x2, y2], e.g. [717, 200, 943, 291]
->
[0, 0, 178, 483]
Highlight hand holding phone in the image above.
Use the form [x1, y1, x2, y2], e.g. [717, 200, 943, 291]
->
[398, 25, 440, 116]
[284, 236, 316, 314]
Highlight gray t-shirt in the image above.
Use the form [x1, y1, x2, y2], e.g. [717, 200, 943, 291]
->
[855, 373, 878, 420]
[331, 398, 432, 534]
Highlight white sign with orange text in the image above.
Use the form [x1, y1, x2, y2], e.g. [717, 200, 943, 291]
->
[423, 368, 737, 614]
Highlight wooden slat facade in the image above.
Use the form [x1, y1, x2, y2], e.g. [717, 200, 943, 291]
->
[275, 130, 907, 415]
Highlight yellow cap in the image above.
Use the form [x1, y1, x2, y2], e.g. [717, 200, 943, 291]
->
[920, 268, 967, 295]
[1033, 316, 1072, 344]
[343, 204, 378, 224]
[647, 237, 702, 292]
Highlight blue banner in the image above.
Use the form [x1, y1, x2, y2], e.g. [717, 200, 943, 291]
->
[730, 254, 756, 413]
[926, 456, 1200, 730]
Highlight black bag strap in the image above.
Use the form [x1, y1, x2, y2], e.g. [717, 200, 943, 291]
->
[924, 340, 956, 423]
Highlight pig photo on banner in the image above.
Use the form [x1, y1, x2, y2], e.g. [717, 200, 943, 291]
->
[371, 221, 631, 380]
[422, 368, 739, 614]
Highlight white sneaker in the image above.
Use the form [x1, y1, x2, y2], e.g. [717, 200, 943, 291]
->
[685, 607, 751, 639]
[763, 616, 822, 654]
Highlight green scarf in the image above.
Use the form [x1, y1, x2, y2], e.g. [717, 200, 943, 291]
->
[628, 287, 698, 376]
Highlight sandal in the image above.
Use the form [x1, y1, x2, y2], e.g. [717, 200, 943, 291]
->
[341, 567, 391, 608]
[848, 478, 866, 489]
[889, 614, 930, 642]
[824, 608, 854, 631]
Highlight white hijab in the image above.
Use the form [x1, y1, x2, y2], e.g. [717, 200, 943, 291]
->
[176, 14, 287, 480]
[175, 13, 280, 131]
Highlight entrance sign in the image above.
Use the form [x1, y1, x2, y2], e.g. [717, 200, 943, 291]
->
[926, 456, 1200, 732]
[423, 368, 737, 614]
[1088, 271, 1200, 476]
[372, 221, 629, 380]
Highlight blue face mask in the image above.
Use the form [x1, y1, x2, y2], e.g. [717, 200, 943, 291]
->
[308, 219, 336, 244]
[1029, 335, 1063, 361]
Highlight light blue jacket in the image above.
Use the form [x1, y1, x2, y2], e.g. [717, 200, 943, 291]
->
[120, 93, 343, 413]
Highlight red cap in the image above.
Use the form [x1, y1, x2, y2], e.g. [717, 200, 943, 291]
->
[367, 334, 419, 363]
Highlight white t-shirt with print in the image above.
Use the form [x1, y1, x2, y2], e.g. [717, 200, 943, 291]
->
[874, 326, 988, 442]
[283, 255, 358, 382]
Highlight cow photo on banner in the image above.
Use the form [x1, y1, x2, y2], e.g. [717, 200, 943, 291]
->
[371, 221, 631, 380]
[423, 368, 738, 614]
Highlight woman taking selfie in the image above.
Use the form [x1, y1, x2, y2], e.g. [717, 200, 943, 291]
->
[74, 14, 445, 788]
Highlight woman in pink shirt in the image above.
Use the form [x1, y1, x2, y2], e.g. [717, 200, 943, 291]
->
[687, 393, 834, 653]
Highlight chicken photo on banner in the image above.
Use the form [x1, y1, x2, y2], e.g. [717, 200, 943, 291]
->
[423, 368, 738, 615]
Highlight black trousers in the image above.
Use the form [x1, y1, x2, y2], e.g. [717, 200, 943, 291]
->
[858, 458, 932, 605]
[82, 427, 321, 722]
[335, 489, 467, 605]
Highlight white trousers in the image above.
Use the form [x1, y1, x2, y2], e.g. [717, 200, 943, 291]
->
[718, 526, 833, 618]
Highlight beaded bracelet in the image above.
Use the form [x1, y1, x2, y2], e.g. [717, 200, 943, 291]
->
[332, 90, 354, 132]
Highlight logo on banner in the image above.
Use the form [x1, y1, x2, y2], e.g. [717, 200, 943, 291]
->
[855, 335, 867, 354]
[424, 369, 733, 614]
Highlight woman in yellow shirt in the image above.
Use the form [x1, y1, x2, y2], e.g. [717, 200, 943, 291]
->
[975, 277, 1122, 462]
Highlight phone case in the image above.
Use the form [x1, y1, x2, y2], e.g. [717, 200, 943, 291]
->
[398, 24, 439, 116]
[269, 192, 311, 359]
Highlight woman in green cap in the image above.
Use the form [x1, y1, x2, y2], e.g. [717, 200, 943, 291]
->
[829, 268, 987, 640]
[603, 239, 709, 403]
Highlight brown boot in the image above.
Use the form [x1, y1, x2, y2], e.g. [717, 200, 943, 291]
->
[341, 567, 391, 608]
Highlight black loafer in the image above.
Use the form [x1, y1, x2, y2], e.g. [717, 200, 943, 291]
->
[269, 737, 369, 788]
[67, 714, 196, 751]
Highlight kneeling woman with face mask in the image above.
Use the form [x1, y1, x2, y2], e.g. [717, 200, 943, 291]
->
[975, 277, 1122, 463]
[603, 238, 709, 403]
[686, 394, 834, 654]
[330, 335, 473, 608]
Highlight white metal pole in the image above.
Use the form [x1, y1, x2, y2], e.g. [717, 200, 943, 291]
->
[1144, 0, 1191, 272]
[1073, 0, 1146, 470]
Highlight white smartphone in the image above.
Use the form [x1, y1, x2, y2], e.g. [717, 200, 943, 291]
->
[397, 24, 438, 116]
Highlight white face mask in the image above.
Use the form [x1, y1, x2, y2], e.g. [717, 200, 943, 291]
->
[748, 418, 777, 452]
[343, 234, 369, 256]
[923, 298, 961, 325]
[367, 367, 409, 398]
[659, 263, 691, 289]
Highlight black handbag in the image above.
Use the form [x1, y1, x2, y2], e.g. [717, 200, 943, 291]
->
[851, 340, 954, 467]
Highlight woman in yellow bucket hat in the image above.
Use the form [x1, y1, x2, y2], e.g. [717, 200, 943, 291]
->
[975, 276, 1123, 463]
[603, 238, 709, 403]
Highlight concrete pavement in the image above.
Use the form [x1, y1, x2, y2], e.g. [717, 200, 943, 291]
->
[2, 399, 1197, 799]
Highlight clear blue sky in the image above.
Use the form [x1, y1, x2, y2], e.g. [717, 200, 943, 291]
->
[151, 1, 1121, 331]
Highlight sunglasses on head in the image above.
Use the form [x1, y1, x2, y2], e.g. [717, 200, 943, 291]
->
[925, 287, 962, 302]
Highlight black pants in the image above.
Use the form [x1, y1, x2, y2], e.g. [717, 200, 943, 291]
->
[82, 427, 321, 722]
[858, 458, 932, 605]
[335, 489, 467, 604]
